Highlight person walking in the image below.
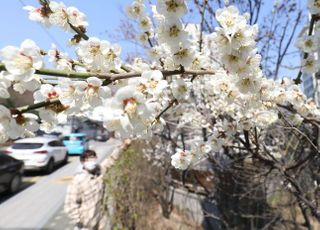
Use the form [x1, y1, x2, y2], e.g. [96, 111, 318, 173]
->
[64, 150, 112, 230]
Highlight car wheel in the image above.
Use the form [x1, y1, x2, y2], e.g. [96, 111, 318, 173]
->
[45, 159, 55, 174]
[9, 174, 22, 194]
[62, 153, 68, 164]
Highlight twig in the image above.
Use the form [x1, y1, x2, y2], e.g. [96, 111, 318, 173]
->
[153, 99, 178, 124]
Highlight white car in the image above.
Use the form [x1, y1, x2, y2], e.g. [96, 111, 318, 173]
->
[6, 136, 68, 173]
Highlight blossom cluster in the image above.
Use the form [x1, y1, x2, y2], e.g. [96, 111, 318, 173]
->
[170, 5, 320, 170]
[103, 67, 170, 138]
[33, 76, 111, 132]
[0, 0, 319, 172]
[24, 1, 88, 44]
[126, 0, 209, 103]
[76, 37, 122, 73]
[0, 39, 42, 94]
[0, 105, 39, 143]
[296, 0, 320, 74]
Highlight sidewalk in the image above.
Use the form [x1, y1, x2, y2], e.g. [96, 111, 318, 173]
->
[44, 205, 73, 230]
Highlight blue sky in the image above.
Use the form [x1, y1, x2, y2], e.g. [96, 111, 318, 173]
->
[0, 0, 307, 80]
[0, 0, 133, 56]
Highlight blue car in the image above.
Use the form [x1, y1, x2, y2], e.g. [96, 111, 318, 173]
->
[63, 133, 88, 155]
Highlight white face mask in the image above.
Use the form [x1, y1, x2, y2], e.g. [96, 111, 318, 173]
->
[84, 160, 98, 171]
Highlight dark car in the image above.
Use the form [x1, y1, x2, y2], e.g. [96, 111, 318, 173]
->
[0, 153, 24, 194]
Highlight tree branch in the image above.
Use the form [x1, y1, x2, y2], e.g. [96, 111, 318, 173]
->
[0, 63, 215, 83]
[15, 98, 60, 114]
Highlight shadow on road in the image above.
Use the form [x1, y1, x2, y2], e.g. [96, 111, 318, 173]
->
[0, 159, 76, 205]
[0, 180, 35, 204]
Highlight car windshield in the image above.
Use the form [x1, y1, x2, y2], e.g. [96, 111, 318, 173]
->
[63, 136, 85, 141]
[12, 143, 43, 149]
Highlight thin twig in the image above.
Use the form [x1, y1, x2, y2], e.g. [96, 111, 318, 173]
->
[153, 99, 178, 124]
[199, 0, 207, 52]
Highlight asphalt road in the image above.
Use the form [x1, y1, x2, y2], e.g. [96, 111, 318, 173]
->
[0, 139, 120, 230]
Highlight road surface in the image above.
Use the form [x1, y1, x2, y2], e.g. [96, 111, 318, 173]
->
[0, 139, 120, 230]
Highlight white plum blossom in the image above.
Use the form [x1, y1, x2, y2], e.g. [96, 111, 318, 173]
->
[171, 140, 212, 169]
[156, 0, 188, 18]
[139, 15, 152, 31]
[103, 85, 157, 137]
[295, 35, 319, 53]
[0, 105, 39, 141]
[253, 111, 279, 128]
[208, 132, 225, 152]
[157, 18, 188, 47]
[301, 55, 320, 74]
[0, 105, 11, 128]
[114, 85, 149, 119]
[171, 78, 192, 101]
[148, 44, 170, 60]
[24, 1, 88, 33]
[48, 1, 70, 31]
[33, 85, 69, 133]
[230, 24, 258, 50]
[33, 84, 59, 103]
[48, 2, 88, 32]
[0, 72, 11, 98]
[140, 70, 168, 96]
[172, 43, 196, 67]
[48, 44, 72, 71]
[308, 0, 320, 14]
[210, 30, 232, 53]
[84, 77, 111, 107]
[137, 32, 151, 46]
[0, 39, 43, 78]
[66, 6, 88, 28]
[76, 37, 122, 72]
[215, 6, 247, 34]
[56, 78, 85, 108]
[103, 105, 132, 138]
[38, 109, 68, 133]
[102, 44, 122, 71]
[55, 77, 110, 110]
[9, 113, 40, 139]
[287, 85, 307, 107]
[0, 86, 10, 98]
[23, 6, 51, 26]
[151, 4, 165, 23]
[12, 77, 41, 94]
[76, 37, 106, 64]
[0, 39, 43, 94]
[235, 76, 261, 94]
[125, 1, 146, 19]
[171, 148, 191, 170]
